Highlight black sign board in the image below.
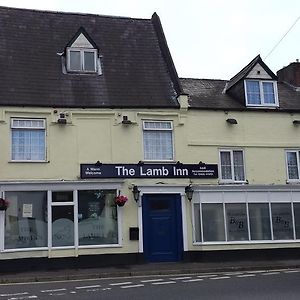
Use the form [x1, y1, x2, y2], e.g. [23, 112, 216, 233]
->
[80, 163, 218, 179]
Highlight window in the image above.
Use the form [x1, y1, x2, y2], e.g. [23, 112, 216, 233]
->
[193, 191, 300, 244]
[143, 121, 174, 161]
[78, 190, 118, 246]
[2, 188, 120, 250]
[286, 150, 300, 181]
[244, 80, 278, 106]
[11, 118, 46, 161]
[219, 149, 245, 182]
[4, 191, 48, 249]
[67, 48, 97, 72]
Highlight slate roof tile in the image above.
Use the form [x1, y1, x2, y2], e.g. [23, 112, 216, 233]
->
[0, 6, 179, 108]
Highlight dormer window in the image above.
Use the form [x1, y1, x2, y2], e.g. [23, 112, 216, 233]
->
[64, 28, 101, 75]
[67, 48, 97, 72]
[244, 80, 278, 107]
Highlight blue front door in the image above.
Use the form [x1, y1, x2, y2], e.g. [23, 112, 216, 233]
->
[142, 194, 183, 262]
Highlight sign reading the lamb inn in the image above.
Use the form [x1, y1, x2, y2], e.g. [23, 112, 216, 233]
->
[80, 163, 218, 179]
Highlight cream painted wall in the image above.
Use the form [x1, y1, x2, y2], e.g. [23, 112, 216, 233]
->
[1, 106, 300, 258]
[0, 107, 299, 185]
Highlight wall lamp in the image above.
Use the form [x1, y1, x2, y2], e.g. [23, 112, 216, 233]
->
[185, 185, 194, 201]
[293, 120, 300, 125]
[132, 185, 141, 202]
[122, 116, 133, 125]
[226, 118, 238, 125]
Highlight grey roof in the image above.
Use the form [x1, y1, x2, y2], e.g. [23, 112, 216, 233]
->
[0, 7, 180, 108]
[181, 78, 300, 111]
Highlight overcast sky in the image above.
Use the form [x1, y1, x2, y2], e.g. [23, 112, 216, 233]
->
[0, 0, 299, 80]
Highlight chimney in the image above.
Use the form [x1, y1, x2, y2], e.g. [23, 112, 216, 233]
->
[277, 60, 300, 88]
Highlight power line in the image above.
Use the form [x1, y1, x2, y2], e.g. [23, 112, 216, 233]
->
[264, 15, 300, 60]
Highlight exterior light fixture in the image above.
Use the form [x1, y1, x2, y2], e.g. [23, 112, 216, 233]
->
[293, 120, 300, 125]
[122, 116, 133, 125]
[132, 185, 140, 202]
[226, 118, 238, 125]
[185, 185, 194, 201]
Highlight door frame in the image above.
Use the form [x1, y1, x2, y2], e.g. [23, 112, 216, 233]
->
[137, 186, 188, 255]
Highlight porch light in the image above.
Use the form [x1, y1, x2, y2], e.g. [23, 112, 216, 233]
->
[226, 118, 238, 125]
[185, 185, 194, 201]
[132, 185, 140, 202]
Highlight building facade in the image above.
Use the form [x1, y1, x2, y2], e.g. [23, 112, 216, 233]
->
[1, 6, 300, 270]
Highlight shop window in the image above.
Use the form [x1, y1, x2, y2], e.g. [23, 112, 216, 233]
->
[4, 191, 48, 249]
[286, 150, 300, 181]
[202, 203, 225, 242]
[193, 191, 299, 244]
[143, 121, 174, 161]
[219, 149, 245, 183]
[11, 118, 46, 161]
[244, 80, 278, 107]
[293, 203, 300, 239]
[248, 203, 271, 240]
[271, 203, 294, 240]
[78, 190, 118, 246]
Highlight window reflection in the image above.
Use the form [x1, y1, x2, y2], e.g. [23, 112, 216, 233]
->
[5, 191, 48, 249]
[78, 190, 118, 245]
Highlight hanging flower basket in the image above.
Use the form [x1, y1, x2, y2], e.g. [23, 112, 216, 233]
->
[115, 195, 128, 207]
[0, 198, 9, 211]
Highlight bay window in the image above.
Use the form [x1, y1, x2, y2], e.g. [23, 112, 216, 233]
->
[193, 191, 300, 244]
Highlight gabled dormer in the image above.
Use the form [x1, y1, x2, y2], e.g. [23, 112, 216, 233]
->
[65, 27, 101, 74]
[226, 55, 278, 108]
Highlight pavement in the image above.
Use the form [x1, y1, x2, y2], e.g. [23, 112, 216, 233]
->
[1, 259, 300, 284]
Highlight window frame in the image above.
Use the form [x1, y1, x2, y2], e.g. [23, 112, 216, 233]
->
[219, 149, 246, 183]
[11, 118, 47, 162]
[192, 190, 300, 245]
[142, 120, 175, 162]
[285, 150, 300, 182]
[66, 47, 97, 73]
[0, 183, 123, 252]
[244, 79, 279, 107]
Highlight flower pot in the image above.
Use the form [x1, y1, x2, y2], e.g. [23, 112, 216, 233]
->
[116, 202, 125, 207]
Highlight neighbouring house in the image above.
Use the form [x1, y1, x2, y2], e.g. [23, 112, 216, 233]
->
[1, 6, 300, 272]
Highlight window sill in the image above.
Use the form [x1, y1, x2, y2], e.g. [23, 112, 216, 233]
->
[218, 180, 248, 185]
[142, 160, 176, 163]
[286, 180, 300, 184]
[193, 239, 300, 246]
[9, 160, 48, 163]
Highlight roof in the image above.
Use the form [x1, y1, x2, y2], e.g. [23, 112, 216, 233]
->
[181, 78, 300, 111]
[0, 6, 180, 108]
[226, 55, 277, 91]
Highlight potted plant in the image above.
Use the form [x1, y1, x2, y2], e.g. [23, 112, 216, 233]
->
[115, 195, 128, 207]
[0, 198, 9, 211]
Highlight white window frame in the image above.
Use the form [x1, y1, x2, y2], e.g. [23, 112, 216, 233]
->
[192, 190, 300, 245]
[11, 118, 46, 162]
[286, 150, 300, 182]
[67, 47, 97, 73]
[142, 120, 174, 162]
[0, 182, 123, 253]
[219, 149, 246, 183]
[244, 80, 279, 107]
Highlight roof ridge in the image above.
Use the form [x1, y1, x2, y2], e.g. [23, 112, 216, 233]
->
[180, 77, 228, 82]
[0, 5, 151, 21]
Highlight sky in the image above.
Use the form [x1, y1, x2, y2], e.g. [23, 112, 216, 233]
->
[0, 0, 299, 80]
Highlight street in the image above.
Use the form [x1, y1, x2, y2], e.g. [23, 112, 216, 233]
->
[1, 268, 300, 299]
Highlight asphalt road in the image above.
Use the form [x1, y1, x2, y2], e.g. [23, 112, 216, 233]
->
[1, 268, 300, 299]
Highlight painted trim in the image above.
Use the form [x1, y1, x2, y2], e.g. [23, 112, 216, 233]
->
[138, 185, 187, 254]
